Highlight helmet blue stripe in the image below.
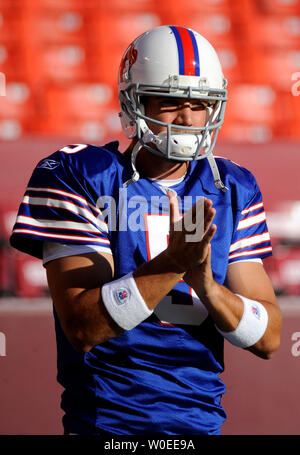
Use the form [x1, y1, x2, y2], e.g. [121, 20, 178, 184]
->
[169, 25, 185, 75]
[187, 29, 200, 76]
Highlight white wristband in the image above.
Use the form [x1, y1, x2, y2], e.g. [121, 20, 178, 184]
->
[215, 294, 269, 348]
[101, 272, 153, 331]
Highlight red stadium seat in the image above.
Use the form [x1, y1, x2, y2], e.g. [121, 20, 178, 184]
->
[23, 43, 91, 84]
[38, 84, 122, 140]
[0, 5, 25, 79]
[0, 0, 22, 6]
[0, 5, 23, 42]
[38, 111, 122, 142]
[99, 0, 163, 13]
[20, 0, 99, 85]
[248, 48, 300, 90]
[243, 14, 300, 48]
[163, 0, 232, 14]
[23, 0, 99, 11]
[20, 8, 90, 45]
[0, 81, 34, 118]
[41, 82, 118, 123]
[91, 12, 163, 84]
[220, 84, 293, 142]
[219, 121, 276, 143]
[0, 81, 36, 138]
[168, 12, 237, 48]
[225, 84, 281, 124]
[216, 47, 245, 85]
[257, 0, 300, 15]
[0, 119, 26, 140]
[0, 43, 25, 81]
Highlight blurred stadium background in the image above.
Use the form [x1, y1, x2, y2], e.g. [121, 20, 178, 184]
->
[0, 0, 300, 435]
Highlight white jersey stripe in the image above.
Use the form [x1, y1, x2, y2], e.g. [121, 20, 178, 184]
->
[27, 186, 101, 216]
[229, 232, 270, 253]
[229, 246, 272, 260]
[22, 195, 108, 233]
[241, 202, 263, 215]
[16, 215, 105, 236]
[237, 211, 266, 230]
[12, 228, 111, 245]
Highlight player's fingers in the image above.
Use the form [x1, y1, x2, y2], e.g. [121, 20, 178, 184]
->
[167, 191, 181, 226]
[190, 197, 210, 224]
[203, 206, 216, 233]
[205, 243, 212, 267]
[202, 223, 217, 245]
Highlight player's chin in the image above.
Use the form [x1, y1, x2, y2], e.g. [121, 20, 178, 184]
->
[143, 143, 179, 163]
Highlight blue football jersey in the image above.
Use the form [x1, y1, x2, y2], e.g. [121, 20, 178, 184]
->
[10, 142, 272, 435]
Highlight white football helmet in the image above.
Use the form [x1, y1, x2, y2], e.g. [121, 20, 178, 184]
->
[118, 25, 228, 190]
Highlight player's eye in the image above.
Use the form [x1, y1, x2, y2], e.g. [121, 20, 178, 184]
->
[191, 101, 210, 110]
[159, 99, 179, 108]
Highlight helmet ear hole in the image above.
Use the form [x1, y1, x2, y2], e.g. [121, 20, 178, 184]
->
[120, 111, 137, 139]
[119, 91, 137, 138]
[138, 96, 146, 115]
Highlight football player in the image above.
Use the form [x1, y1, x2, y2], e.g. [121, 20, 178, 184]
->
[10, 25, 282, 435]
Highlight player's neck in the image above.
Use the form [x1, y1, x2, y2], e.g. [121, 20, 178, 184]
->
[124, 142, 189, 180]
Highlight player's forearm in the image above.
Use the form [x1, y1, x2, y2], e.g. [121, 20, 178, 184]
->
[70, 250, 184, 351]
[67, 287, 124, 352]
[191, 278, 281, 359]
[132, 249, 185, 310]
[192, 278, 244, 332]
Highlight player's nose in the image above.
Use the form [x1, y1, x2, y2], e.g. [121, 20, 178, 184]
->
[173, 103, 193, 127]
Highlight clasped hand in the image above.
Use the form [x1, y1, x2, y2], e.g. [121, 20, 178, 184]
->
[166, 192, 217, 296]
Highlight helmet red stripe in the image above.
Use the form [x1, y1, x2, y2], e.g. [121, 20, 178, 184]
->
[175, 26, 197, 76]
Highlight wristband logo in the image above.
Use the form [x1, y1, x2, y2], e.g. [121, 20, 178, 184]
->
[252, 305, 260, 319]
[115, 288, 131, 305]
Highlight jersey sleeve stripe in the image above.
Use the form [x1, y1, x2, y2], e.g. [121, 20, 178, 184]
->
[229, 246, 272, 260]
[22, 195, 108, 233]
[237, 211, 266, 230]
[12, 228, 111, 245]
[241, 202, 264, 215]
[27, 186, 101, 217]
[229, 231, 270, 253]
[16, 215, 107, 236]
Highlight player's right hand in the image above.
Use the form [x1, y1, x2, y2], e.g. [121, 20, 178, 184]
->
[166, 191, 217, 273]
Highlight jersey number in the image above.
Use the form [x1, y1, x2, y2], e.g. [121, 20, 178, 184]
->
[59, 144, 88, 154]
[145, 214, 208, 326]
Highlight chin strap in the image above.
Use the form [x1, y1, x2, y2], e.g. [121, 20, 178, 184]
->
[123, 142, 142, 187]
[206, 153, 228, 192]
[123, 141, 228, 193]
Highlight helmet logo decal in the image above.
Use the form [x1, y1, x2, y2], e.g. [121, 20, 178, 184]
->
[169, 26, 200, 77]
[119, 43, 138, 83]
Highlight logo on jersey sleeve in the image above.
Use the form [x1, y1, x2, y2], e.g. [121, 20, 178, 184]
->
[37, 159, 60, 170]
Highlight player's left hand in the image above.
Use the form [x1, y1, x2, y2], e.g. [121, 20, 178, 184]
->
[183, 232, 217, 299]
